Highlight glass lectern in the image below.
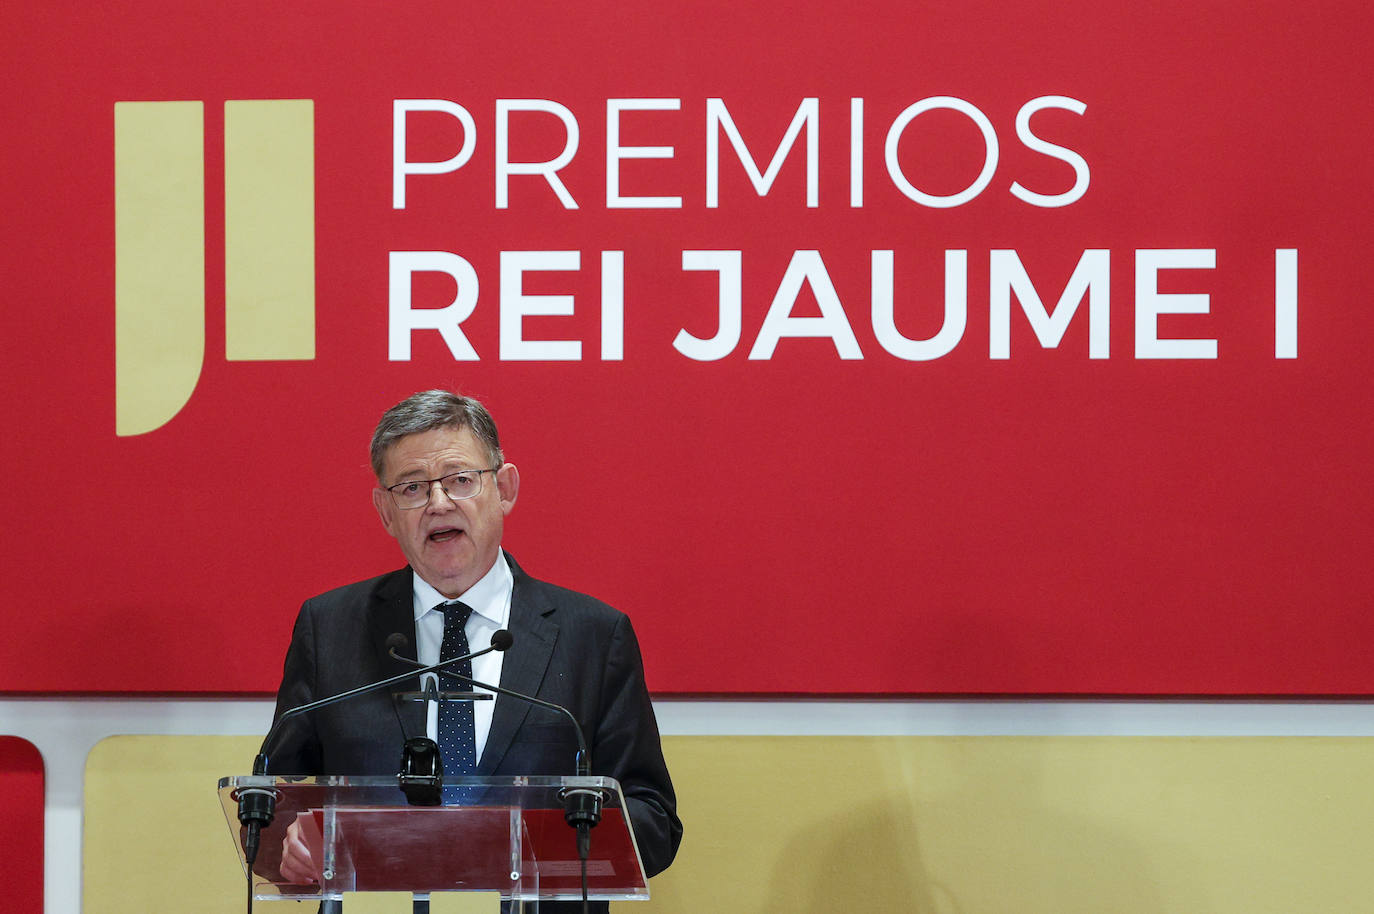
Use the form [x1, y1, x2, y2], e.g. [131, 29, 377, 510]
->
[218, 775, 649, 908]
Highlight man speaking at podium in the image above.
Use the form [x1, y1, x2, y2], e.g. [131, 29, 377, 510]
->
[263, 389, 682, 911]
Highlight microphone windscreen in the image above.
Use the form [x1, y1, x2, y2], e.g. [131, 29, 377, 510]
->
[385, 632, 409, 653]
[491, 629, 514, 651]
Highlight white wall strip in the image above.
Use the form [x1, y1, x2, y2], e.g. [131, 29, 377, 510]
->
[4, 696, 1374, 914]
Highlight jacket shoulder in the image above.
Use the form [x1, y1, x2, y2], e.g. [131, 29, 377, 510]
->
[509, 557, 627, 627]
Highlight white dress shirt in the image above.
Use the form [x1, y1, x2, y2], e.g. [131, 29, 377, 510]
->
[411, 553, 513, 762]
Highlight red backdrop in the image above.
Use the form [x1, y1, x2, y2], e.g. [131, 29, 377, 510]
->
[3, 0, 1371, 694]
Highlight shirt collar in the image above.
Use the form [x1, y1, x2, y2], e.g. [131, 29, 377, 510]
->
[411, 553, 512, 628]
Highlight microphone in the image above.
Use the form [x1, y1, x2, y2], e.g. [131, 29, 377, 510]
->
[237, 631, 512, 863]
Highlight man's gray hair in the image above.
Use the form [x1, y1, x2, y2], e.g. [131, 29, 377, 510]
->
[370, 390, 504, 480]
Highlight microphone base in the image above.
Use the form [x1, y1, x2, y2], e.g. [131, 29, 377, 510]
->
[559, 786, 606, 831]
[398, 737, 444, 806]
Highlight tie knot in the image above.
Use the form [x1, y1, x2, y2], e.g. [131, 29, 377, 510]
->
[440, 600, 473, 630]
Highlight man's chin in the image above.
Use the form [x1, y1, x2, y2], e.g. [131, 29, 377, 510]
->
[414, 546, 500, 599]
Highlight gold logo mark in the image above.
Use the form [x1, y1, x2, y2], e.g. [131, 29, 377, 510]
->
[115, 99, 315, 436]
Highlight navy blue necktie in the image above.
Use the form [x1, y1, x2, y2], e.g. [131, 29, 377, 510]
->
[436, 601, 477, 776]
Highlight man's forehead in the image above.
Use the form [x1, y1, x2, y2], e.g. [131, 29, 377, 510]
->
[379, 426, 486, 478]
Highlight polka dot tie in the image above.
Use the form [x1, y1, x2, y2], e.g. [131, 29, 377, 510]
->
[436, 601, 477, 776]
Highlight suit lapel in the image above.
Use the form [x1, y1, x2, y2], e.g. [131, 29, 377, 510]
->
[366, 567, 427, 742]
[478, 555, 559, 774]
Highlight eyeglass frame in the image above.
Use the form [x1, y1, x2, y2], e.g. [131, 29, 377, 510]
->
[382, 467, 502, 509]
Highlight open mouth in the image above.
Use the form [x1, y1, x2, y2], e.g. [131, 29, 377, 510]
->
[428, 527, 463, 543]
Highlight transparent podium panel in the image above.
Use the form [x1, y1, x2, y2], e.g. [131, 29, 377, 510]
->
[218, 776, 649, 903]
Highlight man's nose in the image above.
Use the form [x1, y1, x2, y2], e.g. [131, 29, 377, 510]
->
[425, 480, 458, 511]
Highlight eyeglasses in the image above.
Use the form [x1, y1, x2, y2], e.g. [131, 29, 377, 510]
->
[384, 468, 500, 509]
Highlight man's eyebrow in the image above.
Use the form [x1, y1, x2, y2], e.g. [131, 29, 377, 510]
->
[392, 462, 477, 483]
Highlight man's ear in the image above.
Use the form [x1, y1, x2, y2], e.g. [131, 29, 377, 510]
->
[372, 486, 398, 536]
[496, 463, 520, 515]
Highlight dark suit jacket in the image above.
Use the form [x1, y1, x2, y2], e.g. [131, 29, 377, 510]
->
[262, 553, 682, 908]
